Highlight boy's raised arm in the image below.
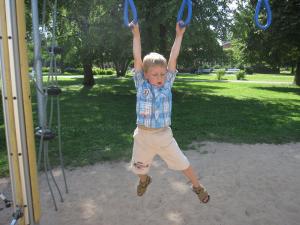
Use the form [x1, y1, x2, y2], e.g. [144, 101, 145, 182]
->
[168, 22, 186, 72]
[131, 23, 143, 71]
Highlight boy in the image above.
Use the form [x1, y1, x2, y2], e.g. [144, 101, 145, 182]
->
[130, 22, 209, 203]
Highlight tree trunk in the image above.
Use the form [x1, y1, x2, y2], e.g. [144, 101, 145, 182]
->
[159, 24, 167, 57]
[114, 59, 130, 77]
[60, 52, 65, 74]
[291, 65, 295, 75]
[143, 1, 155, 54]
[294, 57, 300, 86]
[83, 63, 95, 87]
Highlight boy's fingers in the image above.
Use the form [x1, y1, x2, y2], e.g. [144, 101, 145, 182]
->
[129, 21, 139, 30]
[178, 21, 186, 29]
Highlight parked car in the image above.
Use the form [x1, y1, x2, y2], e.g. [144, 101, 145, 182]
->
[226, 68, 240, 74]
[195, 68, 213, 74]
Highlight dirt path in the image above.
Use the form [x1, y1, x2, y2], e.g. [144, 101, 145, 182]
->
[1, 142, 300, 225]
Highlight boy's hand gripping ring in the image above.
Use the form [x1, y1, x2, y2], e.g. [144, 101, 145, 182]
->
[124, 0, 138, 27]
[177, 0, 192, 28]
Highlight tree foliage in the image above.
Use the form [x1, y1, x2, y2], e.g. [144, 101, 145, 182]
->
[25, 0, 232, 85]
[231, 0, 300, 84]
[136, 0, 230, 70]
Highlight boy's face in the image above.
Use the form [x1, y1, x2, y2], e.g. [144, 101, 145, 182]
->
[144, 66, 167, 87]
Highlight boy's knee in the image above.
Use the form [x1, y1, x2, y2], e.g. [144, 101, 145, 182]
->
[131, 160, 150, 174]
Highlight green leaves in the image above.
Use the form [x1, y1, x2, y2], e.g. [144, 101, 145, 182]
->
[231, 0, 300, 78]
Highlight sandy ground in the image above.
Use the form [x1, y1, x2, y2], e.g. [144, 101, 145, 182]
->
[1, 141, 300, 225]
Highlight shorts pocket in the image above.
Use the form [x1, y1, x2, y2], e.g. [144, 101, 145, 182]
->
[159, 128, 174, 148]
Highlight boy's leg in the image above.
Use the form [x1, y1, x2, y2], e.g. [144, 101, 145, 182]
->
[182, 165, 200, 187]
[131, 127, 155, 196]
[182, 166, 210, 203]
[138, 174, 148, 182]
[131, 128, 154, 175]
[157, 128, 209, 203]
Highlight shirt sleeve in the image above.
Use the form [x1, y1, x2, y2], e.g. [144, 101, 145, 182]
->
[165, 70, 178, 86]
[133, 70, 145, 88]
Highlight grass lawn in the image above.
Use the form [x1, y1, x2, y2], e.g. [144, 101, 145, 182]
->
[0, 73, 299, 177]
[177, 73, 295, 82]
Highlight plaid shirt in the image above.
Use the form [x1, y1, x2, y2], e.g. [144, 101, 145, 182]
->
[133, 70, 177, 128]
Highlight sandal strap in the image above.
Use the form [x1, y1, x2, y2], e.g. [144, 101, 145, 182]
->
[193, 186, 209, 201]
[137, 176, 152, 196]
[139, 176, 150, 186]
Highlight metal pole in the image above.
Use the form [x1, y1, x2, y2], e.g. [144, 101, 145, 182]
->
[31, 0, 45, 127]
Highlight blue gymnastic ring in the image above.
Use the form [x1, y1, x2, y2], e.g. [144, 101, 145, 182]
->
[123, 0, 138, 27]
[177, 0, 192, 27]
[254, 0, 272, 30]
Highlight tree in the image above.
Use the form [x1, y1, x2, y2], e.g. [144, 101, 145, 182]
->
[58, 0, 132, 81]
[231, 0, 300, 84]
[25, 0, 232, 85]
[59, 0, 104, 86]
[270, 0, 300, 84]
[135, 0, 231, 69]
[100, 2, 132, 77]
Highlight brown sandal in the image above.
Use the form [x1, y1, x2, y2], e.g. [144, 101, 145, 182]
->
[192, 185, 210, 203]
[137, 176, 152, 196]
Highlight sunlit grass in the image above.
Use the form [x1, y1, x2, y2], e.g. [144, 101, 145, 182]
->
[176, 73, 294, 82]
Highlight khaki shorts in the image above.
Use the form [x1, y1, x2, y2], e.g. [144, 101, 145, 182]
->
[131, 126, 190, 175]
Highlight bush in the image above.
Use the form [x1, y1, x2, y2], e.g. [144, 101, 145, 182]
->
[216, 69, 225, 80]
[92, 67, 102, 75]
[105, 69, 114, 75]
[236, 70, 246, 80]
[238, 64, 245, 70]
[245, 67, 254, 75]
[252, 64, 279, 74]
[42, 67, 49, 73]
[92, 68, 96, 75]
[92, 68, 115, 75]
[77, 68, 84, 74]
[64, 67, 80, 74]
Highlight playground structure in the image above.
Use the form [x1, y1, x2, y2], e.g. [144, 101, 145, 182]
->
[1, 0, 68, 224]
[255, 0, 272, 30]
[124, 0, 193, 28]
[33, 0, 68, 212]
[124, 0, 271, 30]
[0, 0, 41, 224]
[0, 0, 272, 224]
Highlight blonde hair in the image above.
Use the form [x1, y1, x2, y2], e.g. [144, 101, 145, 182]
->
[143, 52, 167, 73]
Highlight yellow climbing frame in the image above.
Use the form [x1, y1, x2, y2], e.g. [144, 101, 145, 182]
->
[0, 0, 41, 224]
